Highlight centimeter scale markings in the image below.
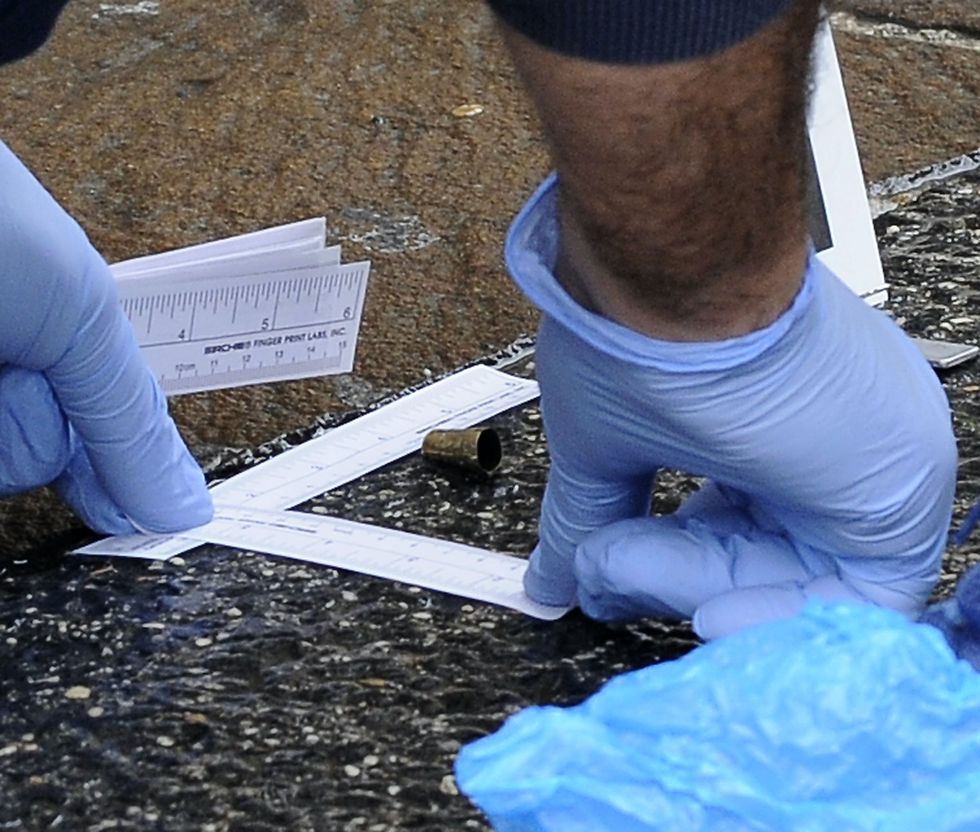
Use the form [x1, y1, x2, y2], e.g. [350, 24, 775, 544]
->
[74, 366, 560, 618]
[217, 365, 540, 510]
[118, 262, 370, 396]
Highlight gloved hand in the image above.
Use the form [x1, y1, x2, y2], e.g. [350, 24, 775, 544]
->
[0, 140, 213, 535]
[920, 563, 980, 670]
[507, 175, 957, 639]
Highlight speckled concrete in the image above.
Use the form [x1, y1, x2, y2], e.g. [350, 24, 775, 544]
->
[831, 10, 980, 181]
[835, 0, 980, 31]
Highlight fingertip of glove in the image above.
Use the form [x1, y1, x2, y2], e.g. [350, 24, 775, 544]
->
[522, 560, 576, 608]
[691, 606, 711, 641]
[127, 486, 214, 535]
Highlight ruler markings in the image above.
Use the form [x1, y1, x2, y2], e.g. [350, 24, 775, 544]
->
[183, 504, 567, 620]
[131, 316, 357, 349]
[94, 226, 559, 617]
[113, 224, 372, 394]
[188, 296, 197, 340]
[75, 367, 541, 570]
[214, 370, 537, 511]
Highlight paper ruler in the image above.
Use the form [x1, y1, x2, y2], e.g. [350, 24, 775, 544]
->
[75, 366, 555, 616]
[74, 366, 565, 618]
[189, 504, 567, 620]
[111, 219, 370, 396]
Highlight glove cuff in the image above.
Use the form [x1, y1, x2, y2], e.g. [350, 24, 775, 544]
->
[505, 173, 817, 373]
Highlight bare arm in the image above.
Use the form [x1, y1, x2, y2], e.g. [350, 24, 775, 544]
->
[497, 0, 822, 341]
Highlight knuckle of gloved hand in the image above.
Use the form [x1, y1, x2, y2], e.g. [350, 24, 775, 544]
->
[573, 533, 629, 602]
[574, 518, 651, 575]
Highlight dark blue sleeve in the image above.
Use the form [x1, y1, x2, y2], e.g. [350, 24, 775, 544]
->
[485, 0, 797, 63]
[0, 0, 71, 64]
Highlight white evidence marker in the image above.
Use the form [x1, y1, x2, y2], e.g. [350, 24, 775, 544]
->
[805, 24, 973, 367]
[807, 21, 887, 305]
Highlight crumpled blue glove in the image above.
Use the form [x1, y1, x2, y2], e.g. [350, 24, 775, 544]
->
[0, 139, 213, 535]
[508, 175, 957, 639]
[456, 601, 980, 832]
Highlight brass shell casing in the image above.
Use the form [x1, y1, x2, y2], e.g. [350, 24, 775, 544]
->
[421, 428, 502, 475]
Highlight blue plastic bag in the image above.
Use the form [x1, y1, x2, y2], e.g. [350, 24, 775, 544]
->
[456, 602, 980, 831]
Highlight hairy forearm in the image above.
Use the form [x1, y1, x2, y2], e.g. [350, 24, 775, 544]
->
[497, 0, 823, 339]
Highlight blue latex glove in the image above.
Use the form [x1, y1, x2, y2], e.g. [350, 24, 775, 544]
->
[920, 563, 980, 670]
[507, 175, 957, 639]
[0, 139, 213, 535]
[955, 500, 980, 545]
[457, 602, 980, 832]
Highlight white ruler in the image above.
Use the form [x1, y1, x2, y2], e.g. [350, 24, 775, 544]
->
[111, 219, 370, 396]
[189, 504, 568, 620]
[76, 364, 541, 548]
[75, 366, 559, 618]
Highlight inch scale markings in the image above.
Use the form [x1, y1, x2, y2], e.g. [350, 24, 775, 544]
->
[117, 258, 369, 396]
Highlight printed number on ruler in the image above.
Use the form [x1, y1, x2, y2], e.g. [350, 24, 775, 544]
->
[119, 263, 370, 395]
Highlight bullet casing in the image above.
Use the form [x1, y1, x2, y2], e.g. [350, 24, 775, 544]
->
[421, 428, 502, 475]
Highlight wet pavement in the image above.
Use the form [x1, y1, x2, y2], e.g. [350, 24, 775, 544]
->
[1, 2, 979, 830]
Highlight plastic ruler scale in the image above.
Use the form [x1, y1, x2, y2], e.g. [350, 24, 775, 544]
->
[74, 366, 564, 618]
[111, 218, 370, 396]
